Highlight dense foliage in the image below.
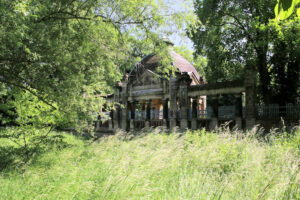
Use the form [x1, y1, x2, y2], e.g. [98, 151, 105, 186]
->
[275, 0, 300, 21]
[0, 0, 193, 132]
[189, 0, 300, 104]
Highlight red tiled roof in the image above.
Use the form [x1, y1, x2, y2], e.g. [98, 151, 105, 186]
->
[135, 50, 200, 81]
[170, 50, 200, 81]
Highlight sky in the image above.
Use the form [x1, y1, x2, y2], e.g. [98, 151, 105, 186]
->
[165, 0, 195, 50]
[170, 29, 194, 51]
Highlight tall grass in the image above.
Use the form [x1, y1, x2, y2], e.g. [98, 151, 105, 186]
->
[0, 127, 299, 200]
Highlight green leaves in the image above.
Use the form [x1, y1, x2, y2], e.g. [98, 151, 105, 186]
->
[275, 0, 300, 21]
[3, 88, 62, 128]
[190, 0, 299, 104]
[0, 0, 192, 131]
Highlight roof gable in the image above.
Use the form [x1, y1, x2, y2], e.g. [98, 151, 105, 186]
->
[129, 49, 201, 83]
[131, 69, 161, 87]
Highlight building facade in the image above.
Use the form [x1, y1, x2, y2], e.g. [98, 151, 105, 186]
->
[96, 45, 258, 132]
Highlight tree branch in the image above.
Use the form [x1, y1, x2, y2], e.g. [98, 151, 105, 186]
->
[37, 11, 145, 25]
[0, 79, 63, 112]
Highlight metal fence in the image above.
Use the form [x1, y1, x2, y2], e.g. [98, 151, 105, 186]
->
[126, 104, 299, 121]
[257, 104, 300, 119]
[196, 106, 236, 119]
[128, 110, 163, 120]
[218, 106, 235, 119]
[128, 111, 146, 120]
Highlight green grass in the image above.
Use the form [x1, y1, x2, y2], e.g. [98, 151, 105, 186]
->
[0, 127, 299, 200]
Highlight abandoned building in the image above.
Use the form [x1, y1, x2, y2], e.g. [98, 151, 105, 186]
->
[96, 42, 299, 132]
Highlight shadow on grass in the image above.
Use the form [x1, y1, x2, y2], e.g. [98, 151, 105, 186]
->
[0, 146, 20, 171]
[0, 134, 73, 173]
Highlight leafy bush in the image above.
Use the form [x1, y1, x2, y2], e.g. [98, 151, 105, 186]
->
[0, 89, 66, 161]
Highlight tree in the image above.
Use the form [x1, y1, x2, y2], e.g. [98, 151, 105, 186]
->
[0, 0, 189, 130]
[0, 88, 64, 160]
[275, 0, 300, 21]
[269, 18, 300, 105]
[173, 45, 207, 77]
[189, 0, 299, 104]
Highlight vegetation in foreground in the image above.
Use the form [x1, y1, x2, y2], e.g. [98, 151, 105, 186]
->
[0, 127, 299, 200]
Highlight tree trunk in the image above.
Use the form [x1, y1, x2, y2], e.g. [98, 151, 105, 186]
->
[256, 34, 271, 104]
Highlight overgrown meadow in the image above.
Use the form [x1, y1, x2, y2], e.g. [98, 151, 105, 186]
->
[0, 127, 299, 200]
